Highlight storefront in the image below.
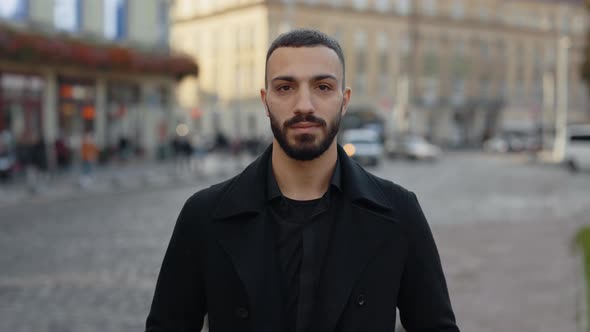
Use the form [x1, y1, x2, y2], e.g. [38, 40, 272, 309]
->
[0, 72, 44, 143]
[106, 81, 140, 159]
[57, 77, 96, 150]
[0, 23, 198, 169]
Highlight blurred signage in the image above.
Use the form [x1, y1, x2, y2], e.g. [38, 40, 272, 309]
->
[82, 106, 96, 120]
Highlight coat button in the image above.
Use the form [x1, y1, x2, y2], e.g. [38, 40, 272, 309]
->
[357, 294, 366, 306]
[236, 307, 249, 319]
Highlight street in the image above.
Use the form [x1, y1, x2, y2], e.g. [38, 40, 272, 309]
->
[1, 152, 589, 332]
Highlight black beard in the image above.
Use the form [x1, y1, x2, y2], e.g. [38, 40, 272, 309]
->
[267, 102, 342, 161]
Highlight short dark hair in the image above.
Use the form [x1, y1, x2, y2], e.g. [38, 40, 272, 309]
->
[265, 28, 346, 89]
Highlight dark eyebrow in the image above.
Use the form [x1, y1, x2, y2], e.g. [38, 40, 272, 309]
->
[312, 74, 337, 82]
[271, 76, 296, 83]
[271, 74, 338, 84]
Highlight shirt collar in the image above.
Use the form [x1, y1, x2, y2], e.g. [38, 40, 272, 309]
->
[267, 156, 342, 201]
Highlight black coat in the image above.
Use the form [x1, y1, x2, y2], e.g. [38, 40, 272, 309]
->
[146, 145, 459, 332]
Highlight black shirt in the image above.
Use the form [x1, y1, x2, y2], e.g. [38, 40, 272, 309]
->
[267, 159, 341, 332]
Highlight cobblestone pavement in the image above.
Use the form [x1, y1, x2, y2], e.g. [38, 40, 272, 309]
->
[0, 152, 253, 208]
[0, 152, 588, 332]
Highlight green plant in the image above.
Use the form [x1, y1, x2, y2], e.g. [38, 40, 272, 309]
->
[574, 226, 590, 330]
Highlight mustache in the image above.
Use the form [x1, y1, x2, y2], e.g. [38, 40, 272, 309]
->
[284, 114, 327, 128]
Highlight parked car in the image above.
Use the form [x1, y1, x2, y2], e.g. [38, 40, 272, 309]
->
[483, 131, 542, 153]
[340, 128, 383, 166]
[565, 124, 590, 173]
[483, 136, 509, 153]
[386, 135, 441, 161]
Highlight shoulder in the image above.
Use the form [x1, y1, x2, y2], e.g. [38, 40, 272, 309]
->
[360, 168, 425, 228]
[180, 175, 240, 219]
[362, 169, 414, 205]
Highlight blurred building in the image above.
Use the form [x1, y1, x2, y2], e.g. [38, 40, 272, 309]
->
[171, 0, 588, 147]
[0, 0, 198, 167]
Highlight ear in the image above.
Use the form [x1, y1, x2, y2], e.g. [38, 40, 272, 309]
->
[260, 88, 270, 117]
[341, 87, 352, 116]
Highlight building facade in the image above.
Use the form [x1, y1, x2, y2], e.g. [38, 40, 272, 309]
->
[171, 0, 588, 147]
[0, 0, 197, 169]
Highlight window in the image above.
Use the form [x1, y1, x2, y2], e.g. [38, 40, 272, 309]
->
[400, 31, 411, 53]
[104, 0, 127, 40]
[421, 0, 436, 16]
[377, 31, 388, 52]
[451, 0, 464, 19]
[354, 30, 368, 94]
[375, 0, 389, 12]
[330, 0, 343, 7]
[0, 0, 28, 21]
[423, 52, 438, 77]
[399, 31, 412, 75]
[560, 14, 570, 34]
[478, 3, 489, 21]
[451, 40, 469, 105]
[157, 0, 169, 45]
[451, 79, 465, 106]
[480, 41, 490, 62]
[377, 32, 391, 96]
[572, 15, 586, 34]
[353, 0, 367, 10]
[478, 74, 491, 99]
[395, 0, 411, 16]
[54, 0, 82, 32]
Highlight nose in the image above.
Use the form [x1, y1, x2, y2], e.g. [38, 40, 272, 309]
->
[293, 86, 314, 114]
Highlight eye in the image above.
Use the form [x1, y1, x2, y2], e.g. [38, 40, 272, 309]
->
[277, 85, 292, 92]
[317, 84, 332, 91]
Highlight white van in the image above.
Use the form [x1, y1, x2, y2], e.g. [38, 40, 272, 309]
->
[565, 125, 590, 173]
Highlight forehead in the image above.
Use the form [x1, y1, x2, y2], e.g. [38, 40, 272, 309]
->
[267, 46, 343, 82]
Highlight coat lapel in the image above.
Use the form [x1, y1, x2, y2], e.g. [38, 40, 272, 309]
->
[211, 146, 284, 331]
[311, 203, 397, 332]
[311, 146, 400, 332]
[211, 211, 284, 331]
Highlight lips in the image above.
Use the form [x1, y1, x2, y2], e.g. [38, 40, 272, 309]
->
[290, 122, 321, 129]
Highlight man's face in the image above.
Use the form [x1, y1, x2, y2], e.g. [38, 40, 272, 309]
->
[261, 46, 351, 161]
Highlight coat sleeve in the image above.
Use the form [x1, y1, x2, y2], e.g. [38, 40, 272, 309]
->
[146, 195, 207, 332]
[397, 191, 460, 332]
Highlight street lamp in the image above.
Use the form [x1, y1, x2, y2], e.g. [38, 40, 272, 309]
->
[553, 35, 570, 162]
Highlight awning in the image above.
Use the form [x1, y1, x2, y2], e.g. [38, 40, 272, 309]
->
[0, 24, 198, 80]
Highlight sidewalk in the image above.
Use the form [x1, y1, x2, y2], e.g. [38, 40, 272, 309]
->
[0, 153, 255, 208]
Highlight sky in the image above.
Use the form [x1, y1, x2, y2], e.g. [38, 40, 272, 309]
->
[0, 0, 123, 39]
[0, 0, 23, 19]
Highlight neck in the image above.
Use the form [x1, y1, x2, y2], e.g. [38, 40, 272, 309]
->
[271, 140, 338, 201]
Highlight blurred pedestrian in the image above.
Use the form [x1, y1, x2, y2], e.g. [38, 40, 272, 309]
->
[118, 136, 130, 162]
[146, 29, 459, 332]
[54, 133, 71, 171]
[214, 131, 229, 152]
[79, 133, 98, 186]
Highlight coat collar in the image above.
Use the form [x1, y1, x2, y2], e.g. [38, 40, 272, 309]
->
[212, 144, 393, 220]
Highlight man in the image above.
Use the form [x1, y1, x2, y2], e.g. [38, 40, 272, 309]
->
[146, 29, 459, 332]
